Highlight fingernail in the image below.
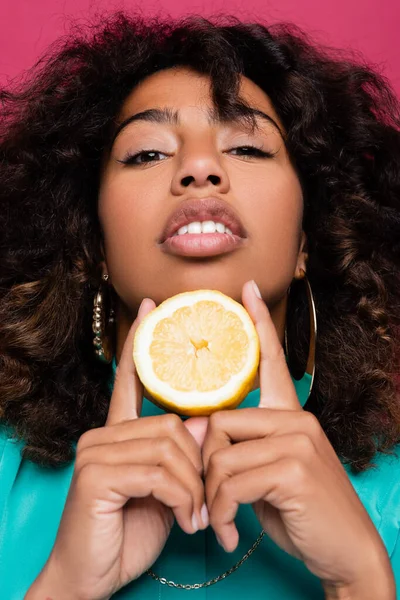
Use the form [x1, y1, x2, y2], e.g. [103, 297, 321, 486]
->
[200, 503, 209, 528]
[216, 534, 225, 549]
[137, 298, 149, 318]
[191, 512, 199, 532]
[251, 280, 262, 299]
[137, 299, 145, 315]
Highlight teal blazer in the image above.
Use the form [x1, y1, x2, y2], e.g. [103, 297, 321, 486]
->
[1, 375, 400, 599]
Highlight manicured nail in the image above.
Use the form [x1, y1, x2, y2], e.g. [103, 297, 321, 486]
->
[137, 299, 145, 316]
[216, 534, 225, 549]
[191, 512, 199, 532]
[200, 503, 209, 528]
[251, 280, 262, 299]
[137, 298, 150, 318]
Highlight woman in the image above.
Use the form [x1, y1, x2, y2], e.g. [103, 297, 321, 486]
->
[1, 11, 400, 600]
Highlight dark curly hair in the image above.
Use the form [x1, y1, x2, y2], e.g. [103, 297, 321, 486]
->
[1, 11, 399, 470]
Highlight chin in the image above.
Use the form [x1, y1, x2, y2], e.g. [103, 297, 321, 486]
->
[154, 281, 244, 305]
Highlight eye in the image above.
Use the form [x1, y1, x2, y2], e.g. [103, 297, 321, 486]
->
[118, 150, 169, 165]
[228, 146, 277, 159]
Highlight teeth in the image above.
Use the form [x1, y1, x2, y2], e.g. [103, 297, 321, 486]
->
[176, 221, 232, 236]
[201, 221, 216, 233]
[187, 221, 202, 234]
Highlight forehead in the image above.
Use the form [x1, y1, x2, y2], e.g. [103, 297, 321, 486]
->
[117, 66, 282, 127]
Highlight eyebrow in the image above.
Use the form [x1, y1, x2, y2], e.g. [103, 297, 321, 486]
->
[111, 106, 284, 145]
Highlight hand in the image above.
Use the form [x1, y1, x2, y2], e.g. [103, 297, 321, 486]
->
[202, 280, 395, 597]
[28, 298, 208, 600]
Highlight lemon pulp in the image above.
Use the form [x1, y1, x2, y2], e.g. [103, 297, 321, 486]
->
[133, 290, 260, 416]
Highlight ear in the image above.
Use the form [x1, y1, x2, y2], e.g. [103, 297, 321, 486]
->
[294, 231, 308, 279]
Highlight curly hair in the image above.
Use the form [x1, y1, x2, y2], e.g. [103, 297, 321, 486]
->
[1, 11, 399, 470]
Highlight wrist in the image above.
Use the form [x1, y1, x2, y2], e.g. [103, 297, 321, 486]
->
[324, 577, 395, 600]
[26, 571, 76, 600]
[25, 561, 110, 600]
[323, 545, 395, 600]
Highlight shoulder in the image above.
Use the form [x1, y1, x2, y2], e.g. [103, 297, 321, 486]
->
[345, 446, 400, 558]
[0, 422, 75, 510]
[0, 423, 8, 462]
[0, 421, 75, 542]
[0, 423, 75, 597]
[0, 423, 27, 529]
[0, 422, 25, 471]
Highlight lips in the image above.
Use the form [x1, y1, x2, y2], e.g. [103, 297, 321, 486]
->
[158, 197, 247, 244]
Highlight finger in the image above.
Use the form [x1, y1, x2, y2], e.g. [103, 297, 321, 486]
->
[209, 459, 293, 552]
[183, 416, 209, 449]
[202, 408, 323, 474]
[242, 280, 301, 411]
[78, 412, 203, 476]
[75, 437, 207, 527]
[75, 462, 200, 535]
[106, 298, 156, 426]
[205, 432, 321, 509]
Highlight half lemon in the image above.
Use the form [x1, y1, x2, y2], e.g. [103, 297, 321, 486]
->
[133, 290, 260, 416]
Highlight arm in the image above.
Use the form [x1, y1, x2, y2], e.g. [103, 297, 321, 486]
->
[323, 545, 395, 599]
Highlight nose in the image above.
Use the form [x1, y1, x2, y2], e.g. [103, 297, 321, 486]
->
[171, 150, 230, 195]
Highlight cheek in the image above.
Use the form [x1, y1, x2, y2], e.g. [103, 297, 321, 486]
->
[97, 176, 158, 271]
[237, 166, 303, 289]
[241, 165, 303, 247]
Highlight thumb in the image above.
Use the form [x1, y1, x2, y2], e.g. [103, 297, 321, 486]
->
[106, 298, 156, 426]
[184, 416, 209, 449]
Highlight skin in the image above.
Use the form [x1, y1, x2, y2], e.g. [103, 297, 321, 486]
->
[27, 69, 395, 599]
[98, 66, 307, 364]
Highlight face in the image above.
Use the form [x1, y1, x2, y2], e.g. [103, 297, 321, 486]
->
[98, 67, 306, 344]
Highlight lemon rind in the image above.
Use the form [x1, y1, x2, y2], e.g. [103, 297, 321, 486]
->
[133, 290, 260, 413]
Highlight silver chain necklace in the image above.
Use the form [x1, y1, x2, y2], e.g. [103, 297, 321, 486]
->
[146, 529, 266, 590]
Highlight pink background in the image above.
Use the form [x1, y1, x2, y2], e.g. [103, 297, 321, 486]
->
[0, 0, 399, 96]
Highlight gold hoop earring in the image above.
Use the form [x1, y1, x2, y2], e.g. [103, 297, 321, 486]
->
[93, 273, 115, 364]
[285, 269, 317, 398]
